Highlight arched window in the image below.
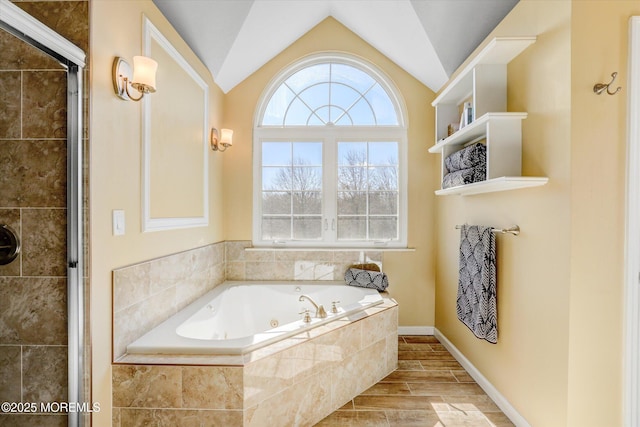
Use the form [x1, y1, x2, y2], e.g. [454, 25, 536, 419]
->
[253, 54, 407, 248]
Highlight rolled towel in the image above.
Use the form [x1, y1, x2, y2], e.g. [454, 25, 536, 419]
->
[445, 143, 486, 173]
[344, 268, 389, 291]
[442, 165, 486, 189]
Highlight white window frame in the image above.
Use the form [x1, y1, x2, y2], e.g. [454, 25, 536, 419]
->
[253, 53, 408, 248]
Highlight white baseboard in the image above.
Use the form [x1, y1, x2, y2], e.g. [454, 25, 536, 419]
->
[434, 328, 531, 427]
[398, 326, 434, 335]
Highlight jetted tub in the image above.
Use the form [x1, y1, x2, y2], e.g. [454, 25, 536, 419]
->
[126, 280, 384, 355]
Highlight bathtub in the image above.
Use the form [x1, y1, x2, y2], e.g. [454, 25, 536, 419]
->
[126, 280, 384, 355]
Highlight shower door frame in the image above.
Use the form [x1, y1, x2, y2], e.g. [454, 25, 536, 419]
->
[0, 2, 87, 427]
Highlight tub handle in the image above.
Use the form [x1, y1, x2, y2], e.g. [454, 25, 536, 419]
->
[299, 309, 312, 323]
[331, 301, 341, 314]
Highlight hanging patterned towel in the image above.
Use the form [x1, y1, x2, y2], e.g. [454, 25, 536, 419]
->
[456, 225, 498, 343]
[344, 268, 389, 291]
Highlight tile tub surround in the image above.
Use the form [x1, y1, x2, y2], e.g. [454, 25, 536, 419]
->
[112, 300, 398, 427]
[112, 242, 226, 360]
[225, 240, 384, 281]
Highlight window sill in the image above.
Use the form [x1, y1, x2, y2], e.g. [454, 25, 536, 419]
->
[246, 246, 416, 252]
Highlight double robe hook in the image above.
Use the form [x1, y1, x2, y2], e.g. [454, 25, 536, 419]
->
[594, 72, 622, 95]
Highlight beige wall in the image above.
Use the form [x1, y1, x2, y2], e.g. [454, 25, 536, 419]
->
[567, 1, 639, 426]
[223, 17, 438, 328]
[435, 0, 637, 426]
[90, 1, 224, 426]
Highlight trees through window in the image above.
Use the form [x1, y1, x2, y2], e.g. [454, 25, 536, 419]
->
[254, 54, 407, 247]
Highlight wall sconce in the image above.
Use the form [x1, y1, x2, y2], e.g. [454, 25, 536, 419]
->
[112, 56, 158, 101]
[211, 128, 233, 152]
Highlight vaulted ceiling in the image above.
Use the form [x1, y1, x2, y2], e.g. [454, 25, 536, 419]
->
[152, 0, 518, 94]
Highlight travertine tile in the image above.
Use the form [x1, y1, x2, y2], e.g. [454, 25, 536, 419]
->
[225, 240, 251, 261]
[112, 365, 182, 408]
[361, 307, 397, 348]
[182, 366, 243, 409]
[113, 263, 151, 312]
[118, 408, 243, 427]
[0, 346, 21, 402]
[0, 72, 21, 139]
[22, 71, 67, 139]
[0, 29, 60, 70]
[245, 371, 332, 427]
[21, 209, 67, 276]
[15, 1, 89, 53]
[226, 261, 246, 280]
[0, 414, 67, 427]
[22, 345, 67, 404]
[0, 277, 67, 345]
[0, 140, 66, 208]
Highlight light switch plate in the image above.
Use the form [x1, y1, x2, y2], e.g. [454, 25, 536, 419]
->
[112, 209, 125, 236]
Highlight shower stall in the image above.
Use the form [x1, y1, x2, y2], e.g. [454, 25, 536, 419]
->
[0, 1, 89, 426]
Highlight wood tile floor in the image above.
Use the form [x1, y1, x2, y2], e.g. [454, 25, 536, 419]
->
[315, 336, 514, 427]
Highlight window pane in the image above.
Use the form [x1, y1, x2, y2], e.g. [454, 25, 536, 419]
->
[292, 167, 321, 191]
[331, 63, 375, 93]
[262, 192, 291, 215]
[365, 83, 398, 125]
[369, 217, 398, 240]
[262, 142, 291, 166]
[284, 97, 314, 126]
[338, 191, 366, 215]
[338, 142, 366, 166]
[293, 216, 322, 240]
[263, 167, 292, 190]
[262, 217, 291, 240]
[338, 166, 367, 191]
[369, 192, 397, 215]
[368, 142, 398, 165]
[286, 63, 330, 92]
[263, 85, 295, 126]
[369, 166, 398, 191]
[344, 98, 375, 125]
[299, 83, 329, 111]
[293, 142, 322, 165]
[293, 192, 321, 215]
[330, 83, 360, 122]
[309, 106, 329, 125]
[337, 217, 366, 240]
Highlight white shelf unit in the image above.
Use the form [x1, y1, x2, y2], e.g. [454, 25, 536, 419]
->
[430, 36, 548, 196]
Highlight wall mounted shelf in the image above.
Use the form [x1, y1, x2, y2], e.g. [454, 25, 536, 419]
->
[435, 176, 549, 196]
[430, 36, 547, 196]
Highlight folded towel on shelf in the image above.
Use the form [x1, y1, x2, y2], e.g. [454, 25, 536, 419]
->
[456, 225, 498, 344]
[445, 143, 486, 173]
[344, 268, 389, 291]
[442, 165, 486, 189]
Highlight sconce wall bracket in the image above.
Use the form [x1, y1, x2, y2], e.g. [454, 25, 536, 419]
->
[113, 57, 139, 101]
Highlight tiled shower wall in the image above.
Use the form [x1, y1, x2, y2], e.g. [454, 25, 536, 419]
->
[0, 2, 89, 426]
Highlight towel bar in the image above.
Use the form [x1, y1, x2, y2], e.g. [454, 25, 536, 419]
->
[455, 224, 520, 236]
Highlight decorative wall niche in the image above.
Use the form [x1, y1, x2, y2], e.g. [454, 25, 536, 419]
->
[142, 17, 209, 231]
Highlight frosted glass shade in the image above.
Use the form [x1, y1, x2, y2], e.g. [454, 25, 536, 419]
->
[132, 56, 158, 93]
[220, 129, 233, 146]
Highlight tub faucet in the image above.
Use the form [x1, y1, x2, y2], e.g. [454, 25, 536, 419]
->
[299, 295, 327, 318]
